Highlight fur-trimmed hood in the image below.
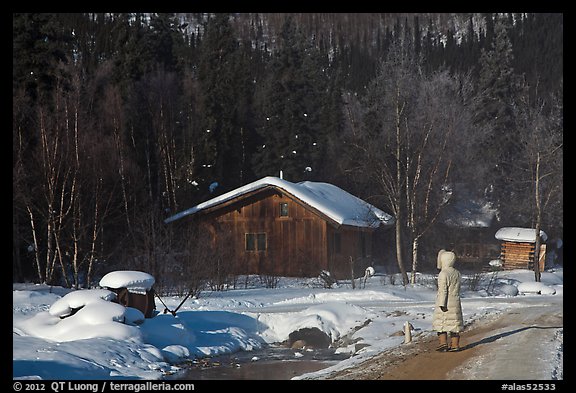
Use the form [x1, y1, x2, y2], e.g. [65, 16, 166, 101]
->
[437, 249, 456, 269]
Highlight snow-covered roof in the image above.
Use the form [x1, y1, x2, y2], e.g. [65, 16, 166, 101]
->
[440, 183, 498, 228]
[164, 176, 394, 229]
[99, 271, 155, 292]
[495, 227, 548, 243]
[443, 199, 498, 228]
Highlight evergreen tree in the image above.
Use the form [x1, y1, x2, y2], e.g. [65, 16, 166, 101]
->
[413, 15, 421, 57]
[252, 16, 328, 182]
[463, 14, 481, 77]
[110, 13, 149, 88]
[13, 13, 71, 102]
[513, 13, 563, 108]
[144, 13, 186, 73]
[474, 15, 523, 221]
[196, 13, 257, 191]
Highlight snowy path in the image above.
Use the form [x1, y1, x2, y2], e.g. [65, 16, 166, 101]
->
[315, 296, 563, 380]
[451, 299, 563, 380]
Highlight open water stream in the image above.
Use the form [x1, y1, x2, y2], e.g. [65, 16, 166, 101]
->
[172, 344, 350, 380]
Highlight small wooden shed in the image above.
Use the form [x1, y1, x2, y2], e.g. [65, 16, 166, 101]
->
[164, 176, 395, 280]
[494, 227, 547, 271]
[99, 271, 156, 318]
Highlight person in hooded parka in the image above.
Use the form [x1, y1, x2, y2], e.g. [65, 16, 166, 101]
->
[432, 249, 464, 352]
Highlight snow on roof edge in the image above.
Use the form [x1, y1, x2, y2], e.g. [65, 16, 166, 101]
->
[495, 227, 548, 243]
[99, 271, 155, 291]
[164, 176, 394, 228]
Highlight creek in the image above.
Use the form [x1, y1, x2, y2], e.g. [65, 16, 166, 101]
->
[171, 344, 350, 380]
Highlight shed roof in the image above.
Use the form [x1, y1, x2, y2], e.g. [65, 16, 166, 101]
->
[495, 227, 548, 243]
[164, 176, 395, 229]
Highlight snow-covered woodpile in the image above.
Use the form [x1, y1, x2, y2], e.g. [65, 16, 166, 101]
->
[495, 227, 547, 271]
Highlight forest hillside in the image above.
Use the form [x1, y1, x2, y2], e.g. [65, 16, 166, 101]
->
[13, 13, 563, 288]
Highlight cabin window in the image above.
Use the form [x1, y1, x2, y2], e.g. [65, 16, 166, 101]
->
[279, 202, 289, 217]
[245, 233, 267, 251]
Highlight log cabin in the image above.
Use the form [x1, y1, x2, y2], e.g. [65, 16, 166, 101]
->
[434, 184, 501, 270]
[164, 177, 395, 279]
[495, 227, 547, 272]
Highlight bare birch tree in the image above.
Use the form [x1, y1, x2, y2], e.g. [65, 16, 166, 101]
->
[405, 71, 477, 283]
[513, 89, 563, 282]
[31, 78, 75, 286]
[341, 45, 476, 284]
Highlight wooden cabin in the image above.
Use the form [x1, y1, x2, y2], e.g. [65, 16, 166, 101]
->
[436, 185, 500, 270]
[495, 227, 547, 271]
[99, 270, 156, 318]
[165, 177, 395, 280]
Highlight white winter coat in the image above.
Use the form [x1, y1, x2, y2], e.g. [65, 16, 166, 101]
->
[432, 251, 464, 333]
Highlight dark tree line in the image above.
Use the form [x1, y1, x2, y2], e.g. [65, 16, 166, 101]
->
[13, 12, 563, 287]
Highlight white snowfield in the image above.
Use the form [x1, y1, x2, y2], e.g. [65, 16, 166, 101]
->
[13, 268, 563, 380]
[164, 176, 395, 228]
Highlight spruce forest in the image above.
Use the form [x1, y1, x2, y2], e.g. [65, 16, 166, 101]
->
[13, 13, 563, 289]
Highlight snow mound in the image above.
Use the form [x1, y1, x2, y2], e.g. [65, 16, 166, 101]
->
[161, 345, 191, 363]
[124, 307, 146, 325]
[100, 271, 155, 293]
[16, 301, 141, 342]
[253, 301, 375, 344]
[49, 288, 116, 318]
[517, 281, 556, 295]
[493, 283, 519, 297]
[15, 288, 143, 342]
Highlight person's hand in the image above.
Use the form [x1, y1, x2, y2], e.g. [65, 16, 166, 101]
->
[440, 306, 448, 312]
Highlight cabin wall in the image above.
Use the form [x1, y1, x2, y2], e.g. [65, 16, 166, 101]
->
[326, 225, 374, 279]
[500, 241, 546, 272]
[195, 190, 376, 279]
[427, 226, 501, 270]
[210, 191, 329, 277]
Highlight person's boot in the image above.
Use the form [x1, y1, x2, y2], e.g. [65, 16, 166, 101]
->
[436, 332, 448, 352]
[448, 334, 460, 352]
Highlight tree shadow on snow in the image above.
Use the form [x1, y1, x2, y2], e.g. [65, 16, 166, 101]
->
[461, 325, 562, 351]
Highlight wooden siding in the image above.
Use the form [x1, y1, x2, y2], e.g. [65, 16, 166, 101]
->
[326, 225, 373, 279]
[500, 241, 546, 272]
[453, 242, 500, 264]
[196, 188, 375, 279]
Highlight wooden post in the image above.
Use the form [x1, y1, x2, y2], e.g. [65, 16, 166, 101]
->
[404, 321, 412, 344]
[538, 244, 547, 272]
[533, 228, 542, 282]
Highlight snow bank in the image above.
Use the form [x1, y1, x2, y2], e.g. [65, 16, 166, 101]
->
[16, 304, 141, 342]
[99, 270, 155, 293]
[15, 288, 142, 342]
[13, 267, 563, 380]
[493, 283, 519, 296]
[517, 281, 557, 295]
[251, 301, 376, 344]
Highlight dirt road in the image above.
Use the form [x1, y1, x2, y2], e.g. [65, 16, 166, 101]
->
[324, 300, 563, 380]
